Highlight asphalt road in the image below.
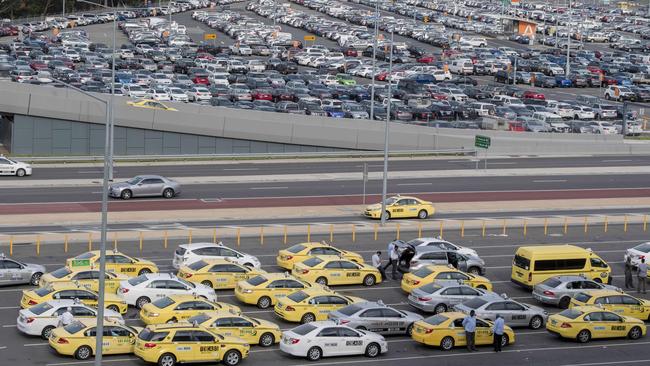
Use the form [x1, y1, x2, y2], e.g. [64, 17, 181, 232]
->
[1, 225, 650, 366]
[7, 155, 650, 181]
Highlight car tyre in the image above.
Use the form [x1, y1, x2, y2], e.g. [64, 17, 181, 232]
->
[201, 280, 213, 288]
[477, 285, 487, 290]
[467, 267, 481, 275]
[501, 333, 509, 347]
[593, 278, 602, 283]
[136, 296, 151, 309]
[138, 268, 152, 276]
[107, 305, 120, 312]
[158, 353, 177, 366]
[577, 329, 591, 343]
[529, 316, 543, 330]
[30, 272, 42, 286]
[41, 325, 55, 340]
[558, 297, 571, 309]
[629, 326, 643, 340]
[382, 211, 391, 221]
[223, 349, 242, 366]
[440, 336, 455, 351]
[259, 332, 275, 347]
[16, 168, 26, 177]
[406, 323, 414, 336]
[167, 317, 177, 324]
[417, 210, 428, 219]
[257, 296, 271, 309]
[301, 313, 316, 324]
[434, 303, 447, 314]
[162, 188, 174, 199]
[75, 345, 92, 360]
[365, 342, 380, 358]
[363, 274, 376, 286]
[120, 189, 132, 200]
[307, 346, 322, 361]
[315, 277, 328, 286]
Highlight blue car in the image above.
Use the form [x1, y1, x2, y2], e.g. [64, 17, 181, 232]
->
[323, 106, 346, 118]
[613, 75, 633, 86]
[554, 76, 572, 87]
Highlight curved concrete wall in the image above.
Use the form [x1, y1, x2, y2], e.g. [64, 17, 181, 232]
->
[0, 81, 647, 155]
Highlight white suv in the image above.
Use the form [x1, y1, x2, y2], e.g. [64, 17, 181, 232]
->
[117, 273, 217, 308]
[172, 242, 261, 269]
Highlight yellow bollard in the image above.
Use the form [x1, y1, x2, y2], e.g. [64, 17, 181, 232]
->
[139, 232, 143, 253]
[523, 219, 527, 237]
[113, 232, 118, 251]
[460, 220, 465, 238]
[330, 224, 334, 243]
[237, 228, 241, 246]
[544, 218, 548, 236]
[163, 230, 168, 249]
[213, 228, 217, 244]
[624, 215, 629, 232]
[563, 217, 568, 234]
[418, 223, 422, 238]
[352, 225, 356, 242]
[374, 224, 378, 241]
[64, 234, 68, 253]
[307, 225, 311, 242]
[604, 217, 609, 233]
[9, 235, 13, 256]
[481, 220, 486, 237]
[260, 227, 264, 245]
[502, 219, 507, 236]
[283, 226, 287, 245]
[188, 229, 192, 244]
[584, 217, 588, 233]
[645, 215, 648, 232]
[439, 221, 444, 238]
[36, 235, 41, 256]
[88, 232, 92, 251]
[396, 223, 400, 240]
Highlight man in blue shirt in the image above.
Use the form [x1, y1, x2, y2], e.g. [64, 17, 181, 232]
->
[492, 314, 505, 352]
[462, 310, 477, 352]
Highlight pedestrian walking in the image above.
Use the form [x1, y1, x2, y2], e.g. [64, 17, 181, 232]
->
[383, 240, 399, 280]
[492, 314, 505, 352]
[372, 251, 386, 281]
[57, 307, 74, 327]
[625, 257, 634, 289]
[462, 310, 477, 352]
[637, 258, 648, 294]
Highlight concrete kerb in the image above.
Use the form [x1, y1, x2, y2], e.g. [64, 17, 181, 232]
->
[1, 214, 647, 255]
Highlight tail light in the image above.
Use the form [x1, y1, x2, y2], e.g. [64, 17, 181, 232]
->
[425, 329, 433, 334]
[417, 297, 431, 301]
[290, 338, 300, 344]
[410, 260, 418, 265]
[300, 269, 309, 274]
[121, 288, 129, 293]
[285, 306, 295, 311]
[184, 274, 192, 278]
[284, 255, 293, 260]
[144, 343, 157, 348]
[413, 280, 420, 285]
[543, 290, 555, 297]
[57, 338, 69, 344]
[338, 320, 350, 324]
[28, 299, 37, 305]
[26, 317, 35, 323]
[561, 322, 572, 328]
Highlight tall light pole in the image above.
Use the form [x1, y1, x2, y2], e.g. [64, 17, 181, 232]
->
[380, 32, 394, 226]
[565, 0, 571, 78]
[369, 0, 379, 121]
[52, 78, 110, 366]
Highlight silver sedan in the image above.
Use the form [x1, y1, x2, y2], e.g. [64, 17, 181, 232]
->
[454, 296, 549, 329]
[407, 282, 498, 314]
[0, 254, 46, 286]
[532, 275, 620, 309]
[108, 175, 181, 200]
[328, 301, 423, 335]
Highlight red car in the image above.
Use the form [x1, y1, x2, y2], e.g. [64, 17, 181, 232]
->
[342, 48, 358, 57]
[586, 65, 603, 74]
[523, 90, 545, 100]
[375, 71, 389, 81]
[508, 122, 525, 132]
[417, 55, 435, 63]
[252, 89, 273, 101]
[192, 74, 210, 85]
[29, 61, 48, 71]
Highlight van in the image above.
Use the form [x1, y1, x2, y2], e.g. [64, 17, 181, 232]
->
[449, 59, 474, 75]
[511, 245, 611, 288]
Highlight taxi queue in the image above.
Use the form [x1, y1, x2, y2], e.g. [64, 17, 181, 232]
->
[10, 240, 650, 366]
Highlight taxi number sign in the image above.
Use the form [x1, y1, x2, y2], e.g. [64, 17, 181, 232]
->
[72, 259, 91, 267]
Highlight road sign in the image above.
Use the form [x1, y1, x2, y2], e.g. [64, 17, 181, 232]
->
[303, 35, 316, 41]
[475, 135, 491, 149]
[71, 259, 90, 267]
[204, 33, 217, 40]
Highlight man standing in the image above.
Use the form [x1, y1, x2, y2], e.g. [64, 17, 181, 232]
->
[625, 257, 634, 289]
[492, 314, 505, 352]
[372, 251, 386, 281]
[638, 258, 648, 294]
[462, 310, 477, 352]
[57, 307, 74, 327]
[383, 240, 399, 280]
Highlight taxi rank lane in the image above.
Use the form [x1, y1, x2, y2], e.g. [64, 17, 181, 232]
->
[1, 226, 650, 366]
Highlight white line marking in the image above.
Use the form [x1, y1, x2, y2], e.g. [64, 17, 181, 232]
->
[46, 358, 137, 366]
[533, 179, 568, 183]
[77, 171, 102, 174]
[0, 346, 6, 350]
[223, 168, 259, 171]
[249, 186, 289, 190]
[0, 306, 19, 310]
[2, 324, 16, 327]
[601, 159, 633, 163]
[561, 360, 650, 366]
[24, 343, 48, 347]
[487, 162, 517, 165]
[397, 183, 432, 186]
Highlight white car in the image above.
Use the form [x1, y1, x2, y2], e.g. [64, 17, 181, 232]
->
[572, 105, 595, 120]
[280, 321, 388, 361]
[146, 88, 171, 101]
[0, 155, 32, 176]
[588, 121, 617, 134]
[172, 242, 261, 269]
[17, 299, 123, 339]
[165, 87, 189, 102]
[117, 273, 217, 309]
[624, 242, 650, 267]
[406, 237, 478, 257]
[187, 86, 211, 102]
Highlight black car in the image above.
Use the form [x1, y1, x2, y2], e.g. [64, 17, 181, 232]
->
[494, 70, 513, 84]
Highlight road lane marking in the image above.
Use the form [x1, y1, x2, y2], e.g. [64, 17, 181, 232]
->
[2, 325, 16, 327]
[0, 346, 6, 350]
[397, 183, 433, 186]
[533, 179, 568, 183]
[223, 168, 259, 171]
[249, 186, 289, 190]
[24, 343, 48, 347]
[0, 306, 19, 310]
[601, 160, 633, 163]
[487, 162, 517, 165]
[560, 360, 650, 366]
[46, 358, 137, 366]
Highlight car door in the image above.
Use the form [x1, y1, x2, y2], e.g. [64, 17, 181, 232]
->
[358, 308, 384, 333]
[74, 289, 99, 306]
[213, 317, 237, 338]
[337, 327, 365, 355]
[441, 286, 465, 306]
[323, 261, 344, 285]
[208, 264, 237, 289]
[72, 270, 96, 290]
[109, 255, 137, 276]
[381, 307, 408, 334]
[339, 261, 362, 285]
[137, 178, 164, 197]
[231, 316, 256, 342]
[389, 199, 409, 218]
[459, 286, 482, 303]
[166, 279, 191, 296]
[146, 280, 168, 299]
[0, 157, 12, 175]
[583, 311, 608, 339]
[618, 295, 646, 319]
[309, 295, 334, 319]
[504, 301, 529, 327]
[419, 252, 448, 267]
[0, 259, 25, 284]
[106, 325, 135, 354]
[474, 319, 493, 345]
[600, 311, 628, 338]
[170, 330, 197, 362]
[316, 327, 343, 356]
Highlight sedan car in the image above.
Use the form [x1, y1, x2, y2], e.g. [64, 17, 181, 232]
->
[117, 272, 217, 309]
[328, 301, 423, 335]
[532, 275, 621, 308]
[363, 195, 434, 220]
[172, 242, 261, 270]
[0, 254, 45, 286]
[108, 175, 180, 200]
[624, 242, 650, 268]
[407, 282, 497, 314]
[454, 295, 548, 329]
[546, 306, 645, 343]
[0, 155, 33, 177]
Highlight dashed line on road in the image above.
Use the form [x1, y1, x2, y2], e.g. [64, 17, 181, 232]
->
[24, 343, 48, 347]
[560, 359, 650, 366]
[46, 357, 137, 366]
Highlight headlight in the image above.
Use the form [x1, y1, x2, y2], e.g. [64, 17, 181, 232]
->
[242, 289, 252, 294]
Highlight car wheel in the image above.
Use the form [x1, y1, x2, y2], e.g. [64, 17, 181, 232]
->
[440, 336, 455, 351]
[628, 326, 643, 340]
[605, 94, 610, 100]
[577, 329, 591, 343]
[529, 315, 543, 330]
[166, 317, 177, 324]
[315, 277, 328, 286]
[365, 342, 380, 358]
[363, 274, 376, 286]
[41, 325, 55, 340]
[75, 345, 92, 360]
[382, 211, 391, 221]
[406, 323, 414, 336]
[223, 349, 242, 366]
[30, 272, 42, 286]
[307, 346, 322, 361]
[259, 332, 275, 347]
[558, 297, 571, 309]
[257, 296, 271, 309]
[15, 168, 26, 177]
[417, 210, 428, 219]
[136, 296, 151, 309]
[138, 268, 152, 276]
[501, 333, 509, 347]
[158, 353, 176, 366]
[107, 305, 119, 312]
[243, 263, 254, 268]
[120, 189, 132, 200]
[477, 285, 487, 290]
[467, 267, 481, 275]
[594, 278, 602, 283]
[201, 280, 213, 288]
[162, 188, 174, 199]
[356, 326, 367, 331]
[433, 303, 447, 314]
[301, 313, 316, 324]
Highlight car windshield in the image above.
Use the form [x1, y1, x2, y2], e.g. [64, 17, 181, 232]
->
[152, 296, 175, 309]
[287, 291, 310, 303]
[541, 277, 562, 288]
[424, 314, 448, 326]
[558, 309, 583, 320]
[29, 302, 54, 315]
[188, 260, 208, 271]
[461, 297, 487, 309]
[50, 267, 72, 278]
[337, 304, 362, 316]
[63, 321, 86, 334]
[187, 314, 211, 325]
[246, 275, 268, 286]
[126, 176, 142, 185]
[127, 275, 148, 286]
[633, 243, 650, 253]
[291, 323, 317, 336]
[412, 267, 434, 278]
[35, 287, 55, 296]
[302, 257, 323, 267]
[75, 252, 95, 260]
[286, 244, 306, 254]
[418, 282, 443, 294]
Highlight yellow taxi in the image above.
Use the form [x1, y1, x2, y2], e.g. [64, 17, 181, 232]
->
[276, 242, 364, 270]
[546, 306, 646, 343]
[177, 259, 267, 289]
[274, 287, 365, 323]
[401, 265, 492, 293]
[39, 267, 128, 293]
[134, 323, 249, 366]
[363, 195, 435, 220]
[187, 311, 282, 347]
[569, 290, 650, 321]
[65, 250, 158, 277]
[411, 312, 515, 350]
[21, 282, 128, 314]
[292, 257, 382, 287]
[127, 99, 177, 111]
[234, 272, 323, 309]
[139, 294, 241, 325]
[49, 318, 142, 360]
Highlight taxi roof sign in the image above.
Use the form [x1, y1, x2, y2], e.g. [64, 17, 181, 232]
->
[204, 33, 217, 40]
[304, 35, 316, 41]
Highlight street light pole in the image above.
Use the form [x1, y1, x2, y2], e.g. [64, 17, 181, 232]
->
[380, 32, 394, 226]
[565, 0, 571, 78]
[369, 1, 379, 121]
